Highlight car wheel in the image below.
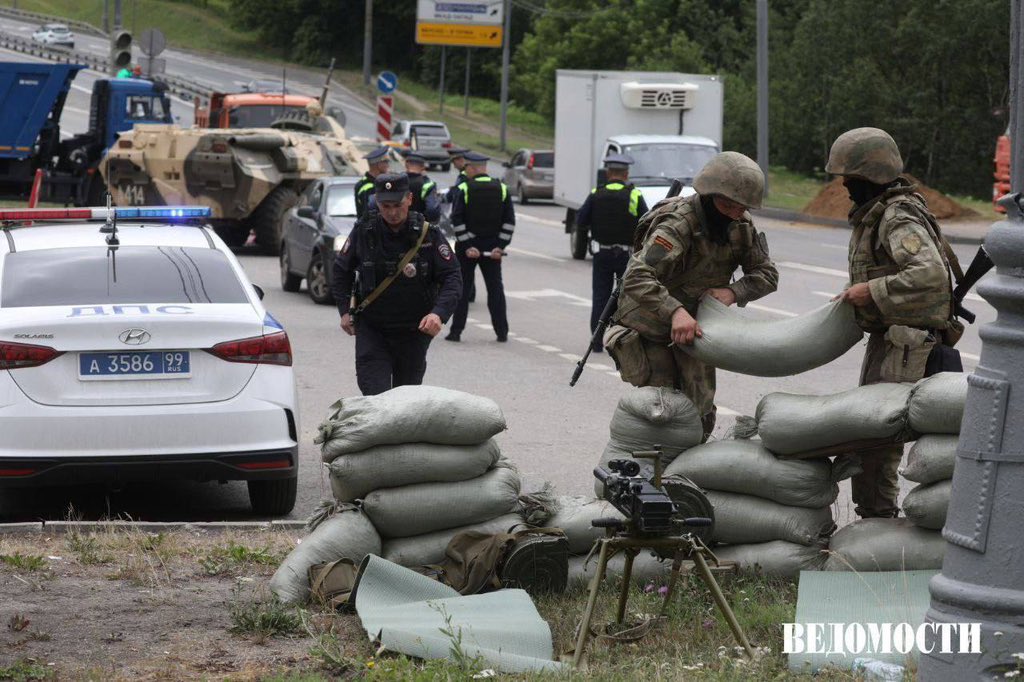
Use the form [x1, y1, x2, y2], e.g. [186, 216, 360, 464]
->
[248, 477, 297, 516]
[280, 243, 302, 292]
[518, 184, 529, 205]
[570, 225, 588, 260]
[307, 251, 335, 305]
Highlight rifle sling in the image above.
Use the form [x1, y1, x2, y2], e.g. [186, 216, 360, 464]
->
[353, 220, 430, 316]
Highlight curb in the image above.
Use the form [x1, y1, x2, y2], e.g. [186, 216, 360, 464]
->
[753, 206, 989, 246]
[0, 520, 307, 535]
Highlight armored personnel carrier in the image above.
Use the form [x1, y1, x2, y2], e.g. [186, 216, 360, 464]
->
[99, 110, 366, 254]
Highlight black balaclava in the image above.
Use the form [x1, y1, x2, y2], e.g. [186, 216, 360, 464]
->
[700, 195, 734, 244]
[844, 177, 890, 207]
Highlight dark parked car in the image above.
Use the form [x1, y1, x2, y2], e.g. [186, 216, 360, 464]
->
[279, 177, 358, 305]
[502, 148, 554, 203]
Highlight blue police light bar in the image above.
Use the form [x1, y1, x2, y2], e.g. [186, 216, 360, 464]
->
[0, 206, 213, 222]
[111, 206, 213, 219]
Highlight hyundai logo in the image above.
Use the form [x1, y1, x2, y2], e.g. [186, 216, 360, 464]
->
[118, 328, 151, 345]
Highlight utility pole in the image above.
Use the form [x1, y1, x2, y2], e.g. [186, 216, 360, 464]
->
[919, 3, 1024, 678]
[439, 46, 447, 114]
[464, 48, 471, 116]
[362, 0, 372, 86]
[102, 0, 109, 34]
[113, 0, 123, 30]
[756, 0, 769, 198]
[498, 0, 511, 151]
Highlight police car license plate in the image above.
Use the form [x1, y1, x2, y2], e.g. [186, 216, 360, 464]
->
[78, 351, 191, 380]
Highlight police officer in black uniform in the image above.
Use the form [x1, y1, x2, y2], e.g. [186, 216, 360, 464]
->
[404, 152, 442, 222]
[446, 151, 515, 342]
[575, 153, 648, 352]
[333, 173, 462, 395]
[444, 147, 470, 204]
[354, 146, 392, 220]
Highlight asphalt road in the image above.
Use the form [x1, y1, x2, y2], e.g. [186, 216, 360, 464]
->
[0, 24, 996, 526]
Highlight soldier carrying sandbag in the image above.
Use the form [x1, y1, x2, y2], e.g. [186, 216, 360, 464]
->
[604, 151, 779, 440]
[828, 127, 963, 519]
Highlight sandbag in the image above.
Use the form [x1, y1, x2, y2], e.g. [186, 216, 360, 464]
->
[824, 518, 946, 571]
[328, 440, 502, 502]
[663, 440, 860, 508]
[362, 463, 521, 539]
[269, 507, 381, 604]
[681, 297, 863, 377]
[705, 491, 835, 547]
[567, 552, 671, 587]
[316, 386, 507, 461]
[908, 372, 967, 435]
[902, 480, 952, 530]
[594, 387, 703, 495]
[546, 496, 623, 555]
[381, 513, 525, 567]
[712, 541, 827, 578]
[732, 383, 913, 456]
[900, 435, 958, 485]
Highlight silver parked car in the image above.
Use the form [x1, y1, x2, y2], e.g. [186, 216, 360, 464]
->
[279, 177, 359, 305]
[31, 24, 75, 49]
[502, 149, 554, 204]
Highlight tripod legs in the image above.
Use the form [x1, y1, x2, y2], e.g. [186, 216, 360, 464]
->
[572, 539, 611, 667]
[691, 548, 756, 658]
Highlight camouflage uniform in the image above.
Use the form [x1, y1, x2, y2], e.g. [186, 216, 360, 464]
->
[829, 128, 956, 518]
[609, 192, 778, 435]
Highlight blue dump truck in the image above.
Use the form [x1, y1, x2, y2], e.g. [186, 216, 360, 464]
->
[0, 62, 173, 204]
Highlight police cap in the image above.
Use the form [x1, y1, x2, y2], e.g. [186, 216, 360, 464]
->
[374, 173, 410, 203]
[463, 151, 490, 164]
[603, 153, 634, 170]
[448, 146, 469, 158]
[364, 146, 390, 163]
[404, 151, 428, 166]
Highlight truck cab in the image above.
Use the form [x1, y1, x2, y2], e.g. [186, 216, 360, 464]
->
[195, 92, 318, 129]
[602, 134, 719, 210]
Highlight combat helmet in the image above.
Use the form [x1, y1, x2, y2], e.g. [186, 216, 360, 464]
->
[825, 127, 903, 184]
[692, 151, 765, 209]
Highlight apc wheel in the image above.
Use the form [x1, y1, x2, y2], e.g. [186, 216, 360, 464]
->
[251, 186, 299, 256]
[307, 251, 335, 305]
[280, 243, 302, 292]
[518, 184, 529, 205]
[248, 477, 297, 516]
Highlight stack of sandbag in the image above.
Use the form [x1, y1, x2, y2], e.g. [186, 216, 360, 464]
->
[899, 373, 968, 532]
[593, 386, 705, 496]
[663, 440, 856, 577]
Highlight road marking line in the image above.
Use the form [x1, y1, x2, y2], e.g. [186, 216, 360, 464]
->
[812, 290, 836, 298]
[588, 362, 610, 371]
[537, 345, 561, 352]
[718, 406, 741, 417]
[558, 353, 578, 361]
[518, 212, 564, 228]
[746, 303, 799, 317]
[473, 323, 493, 330]
[777, 261, 848, 278]
[513, 337, 538, 344]
[506, 288, 591, 307]
[70, 83, 92, 95]
[961, 351, 980, 361]
[505, 246, 567, 262]
[605, 370, 620, 377]
[63, 105, 89, 116]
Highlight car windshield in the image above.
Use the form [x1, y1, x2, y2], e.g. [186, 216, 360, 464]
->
[325, 185, 357, 217]
[227, 104, 306, 128]
[1, 246, 249, 307]
[125, 95, 168, 121]
[411, 124, 448, 139]
[623, 143, 719, 182]
[532, 152, 554, 168]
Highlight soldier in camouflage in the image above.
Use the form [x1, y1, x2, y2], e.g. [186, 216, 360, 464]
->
[606, 151, 779, 438]
[828, 127, 958, 518]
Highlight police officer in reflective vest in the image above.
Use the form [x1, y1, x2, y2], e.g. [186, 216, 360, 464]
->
[445, 147, 470, 204]
[354, 147, 392, 220]
[576, 153, 649, 352]
[446, 151, 515, 342]
[404, 152, 442, 222]
[333, 173, 462, 395]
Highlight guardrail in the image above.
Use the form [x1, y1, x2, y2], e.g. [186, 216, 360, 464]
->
[0, 6, 107, 37]
[0, 30, 211, 105]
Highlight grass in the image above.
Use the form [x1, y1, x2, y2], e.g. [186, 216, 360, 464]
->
[229, 586, 304, 640]
[0, 659, 55, 682]
[0, 552, 48, 572]
[199, 541, 281, 576]
[17, 0, 270, 60]
[764, 166, 827, 213]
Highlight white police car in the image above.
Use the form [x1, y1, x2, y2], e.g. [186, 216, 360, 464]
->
[0, 207, 298, 515]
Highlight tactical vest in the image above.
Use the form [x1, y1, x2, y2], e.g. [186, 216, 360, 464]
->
[590, 182, 640, 246]
[461, 176, 505, 239]
[407, 173, 435, 215]
[848, 189, 953, 333]
[355, 213, 435, 328]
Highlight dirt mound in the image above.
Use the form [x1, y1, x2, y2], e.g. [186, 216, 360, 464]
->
[803, 175, 980, 222]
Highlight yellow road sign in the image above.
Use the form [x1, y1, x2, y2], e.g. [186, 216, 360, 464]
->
[415, 22, 503, 48]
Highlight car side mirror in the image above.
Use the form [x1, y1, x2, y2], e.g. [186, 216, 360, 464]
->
[297, 206, 316, 220]
[252, 284, 265, 300]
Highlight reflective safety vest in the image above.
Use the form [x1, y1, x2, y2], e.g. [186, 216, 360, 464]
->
[590, 182, 642, 246]
[458, 175, 507, 239]
[407, 172, 436, 216]
[355, 174, 376, 218]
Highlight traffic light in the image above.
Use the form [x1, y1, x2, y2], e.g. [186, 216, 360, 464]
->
[110, 30, 132, 75]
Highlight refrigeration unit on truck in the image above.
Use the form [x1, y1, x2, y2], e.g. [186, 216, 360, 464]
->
[554, 70, 724, 259]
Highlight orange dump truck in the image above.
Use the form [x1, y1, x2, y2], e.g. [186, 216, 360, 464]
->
[994, 127, 1010, 212]
[195, 92, 320, 129]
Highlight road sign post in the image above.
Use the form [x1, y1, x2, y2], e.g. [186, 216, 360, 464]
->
[377, 95, 393, 142]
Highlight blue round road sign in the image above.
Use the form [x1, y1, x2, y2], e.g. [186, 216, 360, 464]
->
[377, 71, 398, 94]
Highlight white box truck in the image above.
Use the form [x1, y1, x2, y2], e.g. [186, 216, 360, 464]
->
[554, 70, 724, 258]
